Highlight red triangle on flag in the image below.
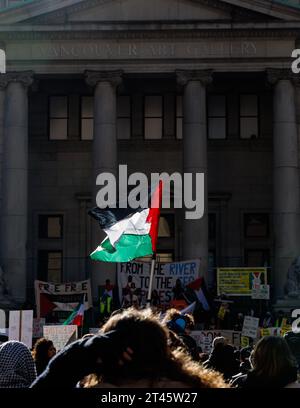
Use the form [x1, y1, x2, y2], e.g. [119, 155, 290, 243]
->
[186, 278, 203, 291]
[146, 181, 163, 252]
[40, 293, 56, 317]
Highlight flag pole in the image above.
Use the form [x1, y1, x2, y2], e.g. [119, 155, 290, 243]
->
[146, 180, 162, 308]
[146, 253, 156, 307]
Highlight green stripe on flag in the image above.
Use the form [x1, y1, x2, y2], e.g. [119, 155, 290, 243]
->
[63, 308, 78, 325]
[90, 234, 153, 262]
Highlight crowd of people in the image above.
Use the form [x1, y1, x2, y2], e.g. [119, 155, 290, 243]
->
[0, 306, 299, 389]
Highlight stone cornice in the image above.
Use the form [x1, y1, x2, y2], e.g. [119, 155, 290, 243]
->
[0, 26, 299, 41]
[176, 69, 213, 86]
[85, 69, 123, 87]
[0, 71, 34, 88]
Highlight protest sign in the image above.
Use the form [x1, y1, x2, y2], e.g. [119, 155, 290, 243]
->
[242, 316, 260, 339]
[241, 336, 250, 347]
[281, 324, 292, 337]
[190, 330, 242, 353]
[251, 284, 270, 300]
[0, 309, 5, 329]
[9, 310, 33, 349]
[43, 325, 78, 351]
[217, 268, 267, 296]
[217, 305, 227, 320]
[33, 318, 46, 338]
[117, 259, 200, 306]
[35, 279, 92, 318]
[260, 328, 271, 337]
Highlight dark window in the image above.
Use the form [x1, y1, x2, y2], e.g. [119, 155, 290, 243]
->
[240, 94, 259, 139]
[144, 95, 163, 139]
[39, 215, 63, 239]
[208, 213, 217, 241]
[117, 96, 131, 140]
[81, 96, 93, 140]
[49, 96, 68, 140]
[208, 95, 227, 139]
[245, 249, 270, 268]
[37, 250, 63, 282]
[244, 214, 269, 238]
[176, 95, 183, 140]
[158, 214, 175, 238]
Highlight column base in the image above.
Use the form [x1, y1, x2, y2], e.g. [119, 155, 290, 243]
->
[272, 298, 300, 312]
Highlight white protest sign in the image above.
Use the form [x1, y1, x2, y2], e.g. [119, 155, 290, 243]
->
[0, 309, 6, 336]
[251, 284, 270, 300]
[0, 309, 5, 329]
[43, 325, 78, 351]
[190, 330, 242, 353]
[20, 310, 33, 349]
[242, 316, 260, 339]
[33, 318, 46, 338]
[9, 311, 21, 342]
[8, 310, 34, 349]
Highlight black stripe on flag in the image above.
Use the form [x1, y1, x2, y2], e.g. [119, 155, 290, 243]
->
[88, 206, 144, 229]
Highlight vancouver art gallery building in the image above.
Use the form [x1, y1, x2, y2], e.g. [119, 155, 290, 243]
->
[0, 0, 300, 308]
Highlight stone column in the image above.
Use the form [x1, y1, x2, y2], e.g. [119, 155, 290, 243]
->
[176, 70, 213, 283]
[267, 69, 300, 300]
[85, 70, 122, 298]
[0, 79, 6, 216]
[0, 71, 34, 304]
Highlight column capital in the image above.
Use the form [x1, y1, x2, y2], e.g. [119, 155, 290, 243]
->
[84, 70, 123, 88]
[266, 68, 297, 85]
[0, 71, 34, 89]
[176, 69, 213, 86]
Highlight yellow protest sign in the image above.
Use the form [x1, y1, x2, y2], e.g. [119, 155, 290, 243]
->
[241, 336, 249, 347]
[280, 325, 292, 337]
[260, 328, 271, 337]
[217, 268, 267, 296]
[218, 306, 226, 320]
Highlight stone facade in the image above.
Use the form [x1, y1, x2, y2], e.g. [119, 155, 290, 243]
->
[0, 0, 299, 306]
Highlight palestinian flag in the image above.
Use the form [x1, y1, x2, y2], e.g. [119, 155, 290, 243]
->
[187, 278, 210, 311]
[89, 181, 162, 262]
[63, 302, 85, 327]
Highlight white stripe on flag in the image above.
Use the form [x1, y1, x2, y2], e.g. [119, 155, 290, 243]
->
[180, 302, 196, 315]
[104, 208, 150, 247]
[195, 288, 210, 311]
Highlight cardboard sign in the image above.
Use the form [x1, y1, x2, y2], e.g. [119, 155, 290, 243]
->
[242, 316, 260, 339]
[43, 325, 78, 351]
[8, 310, 33, 349]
